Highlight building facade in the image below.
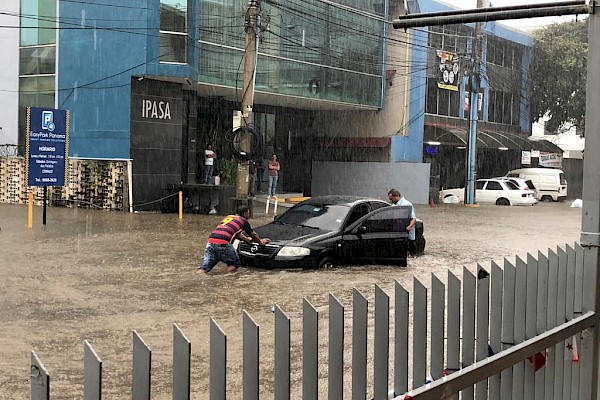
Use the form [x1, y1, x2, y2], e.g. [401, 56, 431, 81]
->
[406, 0, 562, 194]
[1, 0, 562, 209]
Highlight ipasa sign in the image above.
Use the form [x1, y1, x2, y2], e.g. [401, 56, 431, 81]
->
[26, 107, 70, 186]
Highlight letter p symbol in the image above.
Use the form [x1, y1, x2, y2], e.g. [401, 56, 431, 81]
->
[42, 111, 53, 130]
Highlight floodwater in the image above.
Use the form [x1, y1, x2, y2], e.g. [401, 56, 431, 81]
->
[0, 201, 582, 399]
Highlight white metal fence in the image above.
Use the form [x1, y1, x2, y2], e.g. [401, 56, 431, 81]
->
[29, 243, 596, 399]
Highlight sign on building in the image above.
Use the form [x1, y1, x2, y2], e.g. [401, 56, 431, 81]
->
[26, 107, 70, 187]
[539, 152, 563, 168]
[436, 50, 460, 91]
[521, 151, 531, 165]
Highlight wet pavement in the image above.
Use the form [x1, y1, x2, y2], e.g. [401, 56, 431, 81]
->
[0, 201, 582, 399]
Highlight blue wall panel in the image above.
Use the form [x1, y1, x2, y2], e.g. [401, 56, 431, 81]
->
[58, 1, 150, 159]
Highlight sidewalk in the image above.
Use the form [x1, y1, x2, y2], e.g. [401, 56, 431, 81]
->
[251, 192, 308, 209]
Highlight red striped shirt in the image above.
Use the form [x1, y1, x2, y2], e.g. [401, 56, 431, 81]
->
[208, 215, 253, 244]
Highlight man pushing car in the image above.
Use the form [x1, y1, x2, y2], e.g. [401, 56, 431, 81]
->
[196, 206, 270, 275]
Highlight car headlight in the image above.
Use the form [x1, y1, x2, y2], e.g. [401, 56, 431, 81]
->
[277, 246, 310, 257]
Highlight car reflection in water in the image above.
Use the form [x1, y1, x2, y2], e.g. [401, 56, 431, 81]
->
[237, 195, 425, 269]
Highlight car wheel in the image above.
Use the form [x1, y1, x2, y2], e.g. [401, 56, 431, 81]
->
[541, 195, 553, 202]
[317, 255, 334, 270]
[496, 198, 510, 206]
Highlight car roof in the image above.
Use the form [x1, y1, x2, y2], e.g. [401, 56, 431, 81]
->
[301, 195, 386, 207]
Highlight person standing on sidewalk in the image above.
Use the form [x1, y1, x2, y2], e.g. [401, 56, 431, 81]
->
[196, 206, 270, 275]
[203, 144, 216, 184]
[267, 154, 280, 198]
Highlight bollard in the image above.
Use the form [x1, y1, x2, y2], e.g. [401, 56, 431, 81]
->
[178, 191, 183, 219]
[28, 192, 33, 228]
[273, 197, 278, 215]
[265, 197, 270, 214]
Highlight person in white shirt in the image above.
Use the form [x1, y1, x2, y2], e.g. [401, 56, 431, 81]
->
[388, 188, 417, 257]
[204, 144, 216, 184]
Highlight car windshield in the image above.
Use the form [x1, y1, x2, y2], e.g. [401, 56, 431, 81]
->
[275, 203, 350, 230]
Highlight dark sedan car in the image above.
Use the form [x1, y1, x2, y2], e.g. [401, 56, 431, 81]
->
[237, 195, 425, 269]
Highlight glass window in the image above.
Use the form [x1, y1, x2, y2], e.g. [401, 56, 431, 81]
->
[161, 0, 187, 32]
[20, 46, 56, 76]
[486, 181, 502, 190]
[160, 0, 188, 63]
[20, 0, 56, 46]
[160, 33, 187, 63]
[505, 181, 519, 190]
[198, 0, 384, 107]
[18, 76, 56, 151]
[362, 206, 412, 233]
[476, 180, 486, 189]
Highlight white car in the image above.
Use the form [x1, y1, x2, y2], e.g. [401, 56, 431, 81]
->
[493, 176, 538, 203]
[440, 178, 537, 206]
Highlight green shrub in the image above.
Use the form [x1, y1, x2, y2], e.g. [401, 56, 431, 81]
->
[215, 158, 238, 185]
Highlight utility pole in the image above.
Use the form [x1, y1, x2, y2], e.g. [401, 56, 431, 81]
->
[465, 0, 485, 205]
[237, 0, 260, 198]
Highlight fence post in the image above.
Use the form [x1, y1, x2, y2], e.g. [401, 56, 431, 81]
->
[83, 341, 102, 400]
[430, 275, 445, 382]
[30, 351, 50, 400]
[243, 311, 259, 400]
[501, 259, 516, 400]
[352, 288, 368, 400]
[132, 330, 152, 400]
[274, 305, 291, 400]
[210, 318, 227, 400]
[394, 281, 409, 396]
[303, 299, 319, 400]
[28, 191, 33, 228]
[374, 285, 390, 400]
[446, 272, 461, 400]
[329, 294, 344, 400]
[178, 191, 183, 219]
[462, 268, 476, 400]
[173, 324, 191, 400]
[413, 278, 427, 389]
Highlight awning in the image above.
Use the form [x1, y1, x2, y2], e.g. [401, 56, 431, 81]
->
[424, 126, 563, 153]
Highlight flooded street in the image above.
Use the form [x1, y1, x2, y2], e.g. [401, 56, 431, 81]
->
[0, 201, 582, 399]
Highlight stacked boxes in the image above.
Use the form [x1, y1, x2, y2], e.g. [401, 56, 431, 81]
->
[0, 157, 126, 210]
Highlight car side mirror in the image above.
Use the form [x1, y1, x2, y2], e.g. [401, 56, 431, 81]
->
[358, 225, 368, 234]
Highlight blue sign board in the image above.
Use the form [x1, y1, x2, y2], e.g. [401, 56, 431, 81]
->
[26, 107, 70, 187]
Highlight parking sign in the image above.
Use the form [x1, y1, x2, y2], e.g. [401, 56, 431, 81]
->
[26, 107, 70, 187]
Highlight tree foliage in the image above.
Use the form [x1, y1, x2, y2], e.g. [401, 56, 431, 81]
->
[529, 20, 588, 133]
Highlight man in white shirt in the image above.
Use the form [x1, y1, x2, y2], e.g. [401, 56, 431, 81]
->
[388, 188, 417, 256]
[204, 144, 216, 184]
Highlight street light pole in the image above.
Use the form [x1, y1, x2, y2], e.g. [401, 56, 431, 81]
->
[238, 0, 260, 198]
[465, 0, 485, 205]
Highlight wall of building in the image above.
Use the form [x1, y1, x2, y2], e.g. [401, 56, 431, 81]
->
[0, 0, 20, 145]
[58, 0, 150, 160]
[313, 3, 412, 153]
[130, 78, 188, 211]
[312, 161, 430, 204]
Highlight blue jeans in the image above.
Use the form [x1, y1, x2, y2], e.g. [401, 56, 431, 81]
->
[204, 165, 213, 184]
[268, 175, 278, 196]
[199, 243, 241, 272]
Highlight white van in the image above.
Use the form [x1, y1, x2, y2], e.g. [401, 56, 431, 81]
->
[507, 168, 567, 202]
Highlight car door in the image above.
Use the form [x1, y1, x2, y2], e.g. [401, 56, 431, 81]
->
[475, 179, 492, 204]
[342, 205, 410, 266]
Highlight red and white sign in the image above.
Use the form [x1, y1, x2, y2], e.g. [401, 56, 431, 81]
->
[539, 152, 562, 168]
